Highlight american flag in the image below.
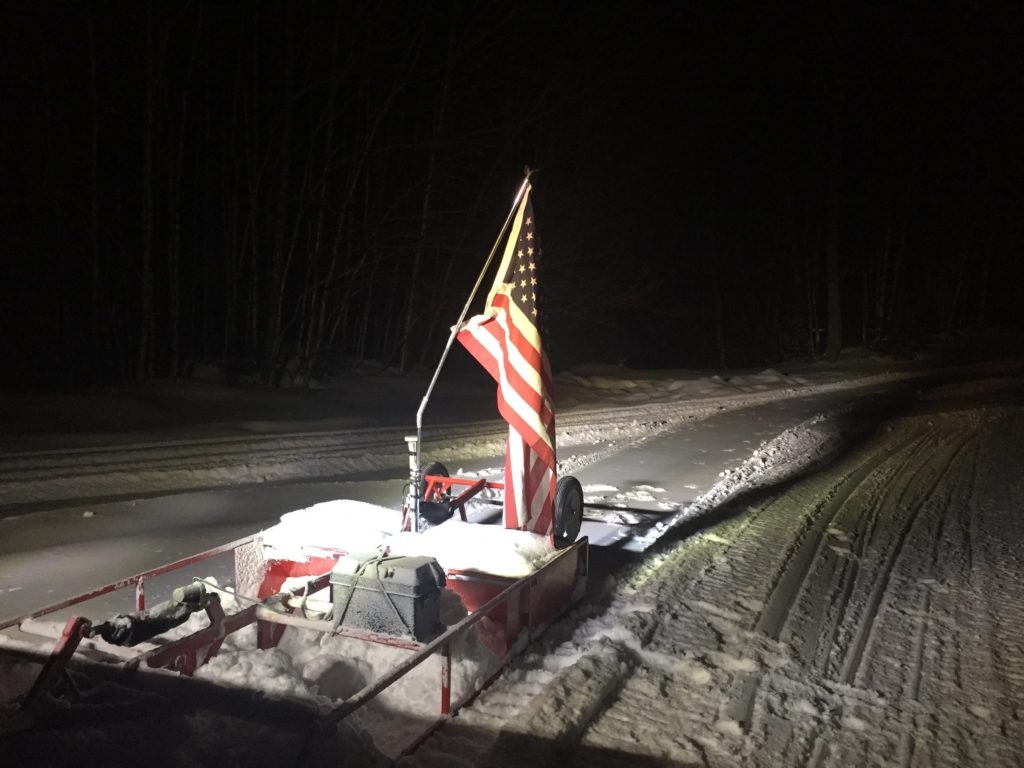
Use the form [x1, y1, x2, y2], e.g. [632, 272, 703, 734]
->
[457, 183, 556, 536]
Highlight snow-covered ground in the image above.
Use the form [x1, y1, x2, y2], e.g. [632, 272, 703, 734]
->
[2, 346, 1023, 766]
[412, 380, 1024, 768]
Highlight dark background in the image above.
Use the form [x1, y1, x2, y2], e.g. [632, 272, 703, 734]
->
[2, 1, 1022, 390]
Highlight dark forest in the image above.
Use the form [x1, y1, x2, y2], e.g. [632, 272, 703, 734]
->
[2, 2, 1021, 390]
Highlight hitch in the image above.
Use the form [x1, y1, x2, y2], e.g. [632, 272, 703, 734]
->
[13, 581, 222, 720]
[89, 582, 212, 647]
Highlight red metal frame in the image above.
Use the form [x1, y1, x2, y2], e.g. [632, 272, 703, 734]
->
[4, 516, 588, 756]
[19, 616, 91, 708]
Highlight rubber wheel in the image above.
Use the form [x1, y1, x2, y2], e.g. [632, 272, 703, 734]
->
[420, 461, 454, 526]
[553, 475, 583, 548]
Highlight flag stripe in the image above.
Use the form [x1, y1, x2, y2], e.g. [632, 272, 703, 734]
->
[458, 319, 555, 464]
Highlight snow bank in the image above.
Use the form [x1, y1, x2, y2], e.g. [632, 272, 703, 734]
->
[556, 366, 809, 407]
[637, 410, 847, 547]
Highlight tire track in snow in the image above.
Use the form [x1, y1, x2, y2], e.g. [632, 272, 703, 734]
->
[837, 429, 974, 686]
[797, 423, 979, 767]
[756, 427, 935, 644]
[880, 413, 1024, 768]
[680, 423, 940, 750]
[748, 411, 1023, 768]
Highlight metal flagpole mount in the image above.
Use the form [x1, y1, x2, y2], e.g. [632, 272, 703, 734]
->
[410, 169, 535, 533]
[404, 435, 420, 532]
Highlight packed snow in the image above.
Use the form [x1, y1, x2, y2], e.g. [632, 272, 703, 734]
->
[263, 500, 404, 561]
[2, 345, 1024, 766]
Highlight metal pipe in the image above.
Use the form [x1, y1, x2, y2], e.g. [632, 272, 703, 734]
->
[411, 169, 533, 529]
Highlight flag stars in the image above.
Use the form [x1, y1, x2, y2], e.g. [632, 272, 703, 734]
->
[520, 279, 527, 288]
[526, 232, 534, 241]
[528, 262, 536, 271]
[530, 276, 537, 286]
[527, 247, 534, 256]
[526, 217, 532, 225]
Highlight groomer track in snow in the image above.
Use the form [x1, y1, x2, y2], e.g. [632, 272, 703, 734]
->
[405, 388, 1024, 767]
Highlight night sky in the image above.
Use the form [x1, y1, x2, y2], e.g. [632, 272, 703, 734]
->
[2, 2, 1022, 390]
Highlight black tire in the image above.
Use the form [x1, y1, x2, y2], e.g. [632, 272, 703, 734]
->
[420, 461, 454, 526]
[421, 461, 450, 499]
[419, 501, 454, 526]
[553, 475, 583, 548]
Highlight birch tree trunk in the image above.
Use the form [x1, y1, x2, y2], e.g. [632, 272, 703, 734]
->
[138, 1, 156, 380]
[399, 19, 456, 374]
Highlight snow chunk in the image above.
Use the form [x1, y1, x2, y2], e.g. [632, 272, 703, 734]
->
[792, 698, 820, 717]
[387, 519, 555, 578]
[706, 652, 759, 673]
[262, 499, 402, 560]
[841, 715, 867, 731]
[714, 718, 743, 738]
[196, 647, 319, 701]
